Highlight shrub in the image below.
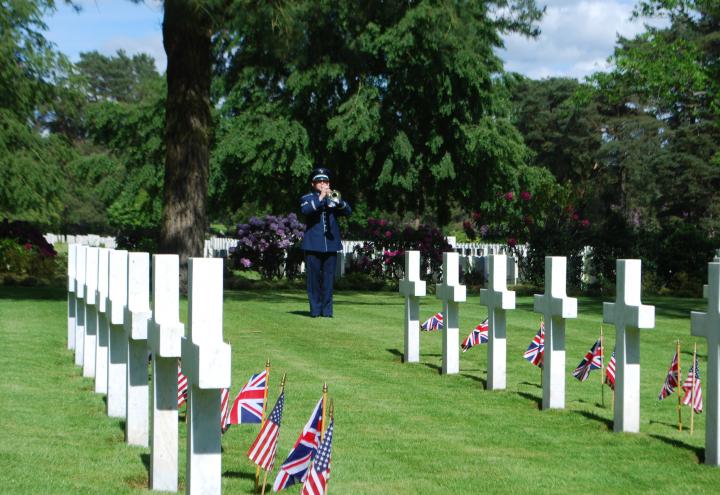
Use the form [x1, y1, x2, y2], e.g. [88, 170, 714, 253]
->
[230, 214, 305, 279]
[0, 219, 61, 280]
[346, 219, 452, 282]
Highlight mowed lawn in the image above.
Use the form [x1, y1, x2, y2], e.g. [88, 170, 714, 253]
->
[1, 284, 720, 494]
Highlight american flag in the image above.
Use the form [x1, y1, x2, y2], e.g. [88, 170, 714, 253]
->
[228, 370, 267, 425]
[301, 419, 333, 495]
[461, 319, 488, 352]
[221, 388, 230, 432]
[248, 391, 285, 471]
[523, 322, 545, 367]
[658, 351, 679, 400]
[681, 357, 703, 413]
[178, 364, 188, 408]
[605, 350, 616, 390]
[572, 339, 603, 382]
[421, 312, 443, 331]
[273, 397, 324, 492]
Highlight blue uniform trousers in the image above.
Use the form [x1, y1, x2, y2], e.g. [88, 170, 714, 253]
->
[305, 251, 336, 317]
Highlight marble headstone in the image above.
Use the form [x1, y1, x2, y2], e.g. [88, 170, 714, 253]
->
[533, 257, 577, 409]
[479, 254, 516, 390]
[603, 259, 655, 433]
[399, 250, 426, 363]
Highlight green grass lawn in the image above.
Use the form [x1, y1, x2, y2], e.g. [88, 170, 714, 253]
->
[1, 285, 719, 494]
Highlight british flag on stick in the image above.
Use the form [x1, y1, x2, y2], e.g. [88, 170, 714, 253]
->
[248, 391, 285, 471]
[301, 419, 334, 495]
[421, 312, 443, 331]
[572, 339, 603, 382]
[273, 397, 324, 492]
[228, 370, 268, 425]
[523, 322, 545, 367]
[658, 351, 680, 400]
[461, 319, 488, 352]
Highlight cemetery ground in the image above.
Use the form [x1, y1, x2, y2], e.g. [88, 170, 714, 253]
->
[2, 286, 720, 494]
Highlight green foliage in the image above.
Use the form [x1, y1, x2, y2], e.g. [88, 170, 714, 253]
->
[219, 0, 545, 225]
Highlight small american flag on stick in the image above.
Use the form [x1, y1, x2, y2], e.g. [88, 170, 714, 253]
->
[248, 391, 285, 471]
[301, 419, 334, 495]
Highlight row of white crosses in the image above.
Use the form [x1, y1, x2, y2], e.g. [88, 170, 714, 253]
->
[66, 244, 231, 493]
[400, 251, 720, 466]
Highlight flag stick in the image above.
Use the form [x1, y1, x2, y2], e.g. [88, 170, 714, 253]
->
[691, 343, 697, 435]
[677, 340, 682, 432]
[255, 359, 271, 492]
[321, 383, 328, 442]
[260, 470, 269, 495]
[259, 372, 286, 495]
[326, 399, 334, 495]
[600, 327, 604, 408]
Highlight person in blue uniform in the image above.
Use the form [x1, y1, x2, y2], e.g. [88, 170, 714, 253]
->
[300, 168, 352, 317]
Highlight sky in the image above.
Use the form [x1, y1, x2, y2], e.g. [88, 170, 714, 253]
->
[43, 0, 668, 80]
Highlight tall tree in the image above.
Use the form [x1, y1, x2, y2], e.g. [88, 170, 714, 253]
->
[160, 0, 217, 284]
[215, 0, 547, 225]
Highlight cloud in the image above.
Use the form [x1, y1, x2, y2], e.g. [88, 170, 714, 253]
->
[101, 34, 166, 73]
[498, 0, 669, 80]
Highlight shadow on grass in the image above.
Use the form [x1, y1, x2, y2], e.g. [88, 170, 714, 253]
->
[461, 373, 487, 388]
[650, 434, 704, 463]
[0, 285, 66, 301]
[386, 348, 403, 362]
[519, 381, 541, 389]
[223, 470, 256, 481]
[288, 310, 313, 317]
[140, 452, 150, 476]
[517, 391, 542, 409]
[117, 420, 126, 433]
[423, 362, 442, 374]
[649, 419, 683, 431]
[575, 409, 613, 430]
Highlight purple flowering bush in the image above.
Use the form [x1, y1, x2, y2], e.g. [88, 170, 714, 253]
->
[230, 214, 305, 279]
[0, 219, 60, 280]
[346, 218, 452, 282]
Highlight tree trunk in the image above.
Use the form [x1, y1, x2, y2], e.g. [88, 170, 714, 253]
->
[160, 1, 213, 289]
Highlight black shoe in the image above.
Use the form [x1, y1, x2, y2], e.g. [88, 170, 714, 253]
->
[321, 314, 333, 318]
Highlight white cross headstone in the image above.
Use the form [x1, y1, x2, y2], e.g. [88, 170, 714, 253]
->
[67, 244, 77, 350]
[106, 249, 129, 418]
[148, 255, 185, 491]
[691, 262, 720, 465]
[74, 245, 87, 367]
[399, 251, 426, 363]
[480, 254, 516, 390]
[181, 258, 231, 495]
[124, 252, 152, 447]
[83, 247, 100, 378]
[533, 257, 577, 409]
[603, 259, 655, 433]
[435, 252, 466, 374]
[94, 248, 110, 394]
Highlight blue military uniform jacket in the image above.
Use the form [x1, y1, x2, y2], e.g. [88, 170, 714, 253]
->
[300, 191, 352, 252]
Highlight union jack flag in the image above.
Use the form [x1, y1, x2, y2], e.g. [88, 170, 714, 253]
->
[681, 357, 703, 413]
[178, 363, 188, 408]
[421, 312, 443, 331]
[658, 351, 679, 400]
[221, 388, 230, 432]
[228, 371, 267, 425]
[273, 397, 324, 492]
[248, 391, 285, 471]
[301, 419, 333, 495]
[461, 319, 488, 352]
[523, 322, 545, 367]
[572, 339, 603, 382]
[605, 350, 616, 390]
